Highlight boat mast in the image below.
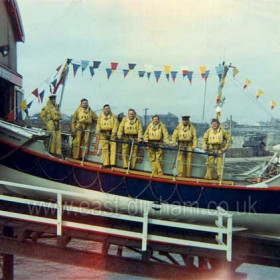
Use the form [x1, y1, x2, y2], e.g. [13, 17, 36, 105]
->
[53, 58, 71, 110]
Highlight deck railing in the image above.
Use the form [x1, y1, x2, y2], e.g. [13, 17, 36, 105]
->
[0, 180, 233, 261]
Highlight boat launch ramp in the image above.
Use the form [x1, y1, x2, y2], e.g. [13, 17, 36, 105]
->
[1, 180, 280, 280]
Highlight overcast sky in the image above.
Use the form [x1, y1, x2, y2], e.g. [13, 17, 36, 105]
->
[16, 0, 280, 124]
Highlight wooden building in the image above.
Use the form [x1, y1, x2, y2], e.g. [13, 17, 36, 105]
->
[0, 0, 24, 120]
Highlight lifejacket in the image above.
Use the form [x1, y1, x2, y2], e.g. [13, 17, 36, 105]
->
[45, 100, 62, 121]
[208, 128, 223, 145]
[178, 125, 193, 141]
[124, 117, 140, 135]
[100, 113, 114, 131]
[77, 107, 93, 123]
[147, 124, 163, 141]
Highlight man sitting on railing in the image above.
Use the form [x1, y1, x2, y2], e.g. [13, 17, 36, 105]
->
[172, 115, 197, 177]
[144, 115, 170, 175]
[117, 109, 143, 169]
[96, 104, 119, 167]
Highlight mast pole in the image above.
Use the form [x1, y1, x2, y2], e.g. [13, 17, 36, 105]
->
[202, 79, 207, 122]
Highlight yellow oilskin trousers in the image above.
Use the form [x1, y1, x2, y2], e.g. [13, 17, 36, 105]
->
[121, 135, 138, 169]
[178, 143, 193, 177]
[146, 145, 163, 175]
[46, 121, 61, 155]
[72, 123, 91, 159]
[99, 131, 117, 166]
[204, 144, 223, 180]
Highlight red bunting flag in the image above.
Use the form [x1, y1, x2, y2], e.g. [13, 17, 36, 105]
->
[270, 100, 276, 110]
[32, 88, 39, 98]
[56, 65, 62, 72]
[111, 62, 118, 73]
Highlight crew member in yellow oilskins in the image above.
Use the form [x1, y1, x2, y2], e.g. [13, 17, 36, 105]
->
[40, 95, 62, 155]
[172, 115, 197, 177]
[117, 109, 143, 169]
[144, 115, 170, 175]
[202, 118, 231, 180]
[71, 98, 98, 159]
[96, 104, 119, 167]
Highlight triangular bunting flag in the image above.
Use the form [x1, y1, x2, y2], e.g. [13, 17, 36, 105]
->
[20, 99, 28, 111]
[204, 70, 210, 81]
[93, 61, 101, 69]
[182, 69, 188, 78]
[270, 100, 276, 110]
[243, 78, 251, 89]
[123, 69, 129, 78]
[145, 65, 153, 80]
[233, 67, 239, 77]
[106, 68, 112, 79]
[128, 63, 136, 73]
[187, 71, 193, 84]
[164, 65, 171, 81]
[256, 89, 264, 99]
[199, 65, 207, 79]
[56, 65, 62, 72]
[51, 78, 57, 87]
[72, 63, 81, 77]
[171, 71, 177, 82]
[138, 70, 145, 78]
[32, 88, 39, 98]
[154, 71, 162, 83]
[39, 90, 45, 103]
[81, 60, 89, 73]
[89, 66, 95, 77]
[215, 65, 224, 82]
[111, 62, 118, 73]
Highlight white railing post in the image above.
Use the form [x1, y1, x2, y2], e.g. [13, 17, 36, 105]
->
[226, 215, 233, 261]
[56, 193, 62, 236]
[142, 209, 148, 251]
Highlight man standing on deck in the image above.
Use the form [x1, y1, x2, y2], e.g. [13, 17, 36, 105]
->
[40, 95, 62, 156]
[172, 116, 197, 177]
[117, 109, 142, 169]
[144, 115, 170, 175]
[202, 118, 231, 180]
[96, 104, 119, 167]
[71, 98, 98, 160]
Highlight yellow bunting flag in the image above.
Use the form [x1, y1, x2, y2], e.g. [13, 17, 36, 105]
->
[256, 89, 264, 99]
[233, 67, 239, 77]
[20, 99, 28, 111]
[270, 100, 276, 110]
[243, 78, 251, 89]
[164, 65, 171, 74]
[199, 65, 206, 79]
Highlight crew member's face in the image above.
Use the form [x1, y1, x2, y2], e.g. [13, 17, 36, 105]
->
[152, 117, 159, 125]
[103, 106, 111, 115]
[50, 98, 56, 105]
[128, 111, 135, 120]
[182, 120, 189, 126]
[81, 101, 88, 108]
[212, 121, 219, 130]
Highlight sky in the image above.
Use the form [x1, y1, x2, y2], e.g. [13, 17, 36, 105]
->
[16, 0, 280, 124]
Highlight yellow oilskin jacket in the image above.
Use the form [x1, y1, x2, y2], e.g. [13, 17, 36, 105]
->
[144, 122, 170, 144]
[40, 100, 62, 129]
[96, 112, 119, 134]
[71, 106, 98, 131]
[172, 122, 197, 148]
[202, 126, 231, 150]
[118, 117, 143, 138]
